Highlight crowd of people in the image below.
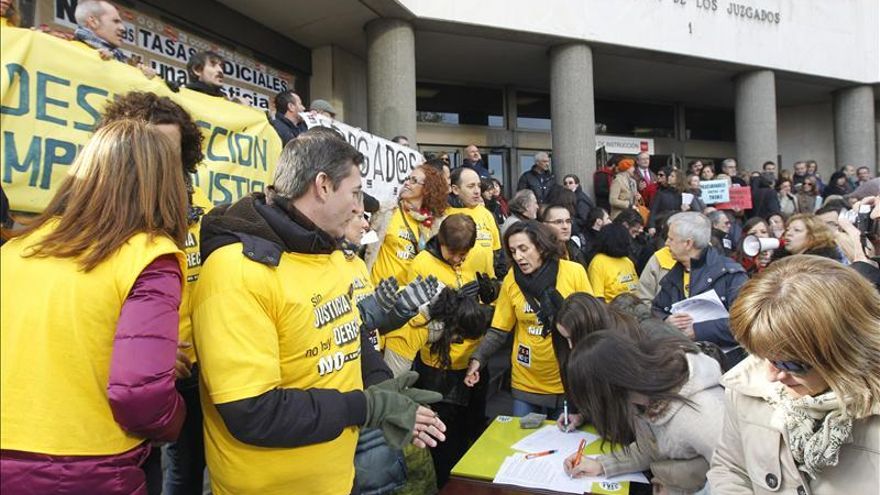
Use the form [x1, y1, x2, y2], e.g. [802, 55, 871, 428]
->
[2, 1, 880, 494]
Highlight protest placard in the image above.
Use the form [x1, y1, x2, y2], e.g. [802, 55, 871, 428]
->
[699, 180, 730, 204]
[715, 186, 753, 210]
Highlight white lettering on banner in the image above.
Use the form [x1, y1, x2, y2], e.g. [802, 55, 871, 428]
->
[301, 113, 426, 204]
[699, 179, 730, 204]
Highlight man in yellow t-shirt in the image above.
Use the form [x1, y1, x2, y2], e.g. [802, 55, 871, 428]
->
[445, 167, 505, 276]
[192, 131, 446, 495]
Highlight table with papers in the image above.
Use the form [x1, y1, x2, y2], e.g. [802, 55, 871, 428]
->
[446, 416, 650, 495]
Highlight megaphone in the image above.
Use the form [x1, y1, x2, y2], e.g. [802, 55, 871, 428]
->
[742, 235, 780, 257]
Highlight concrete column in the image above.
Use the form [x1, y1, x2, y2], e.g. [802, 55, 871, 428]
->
[366, 19, 416, 142]
[734, 70, 778, 170]
[550, 43, 596, 195]
[833, 85, 877, 170]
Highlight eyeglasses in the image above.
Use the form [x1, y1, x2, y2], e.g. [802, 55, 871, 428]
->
[545, 219, 572, 226]
[564, 181, 576, 185]
[770, 359, 813, 375]
[403, 176, 425, 186]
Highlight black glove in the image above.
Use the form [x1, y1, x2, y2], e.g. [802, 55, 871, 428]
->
[459, 280, 480, 298]
[475, 272, 499, 304]
[537, 288, 565, 337]
[362, 372, 443, 448]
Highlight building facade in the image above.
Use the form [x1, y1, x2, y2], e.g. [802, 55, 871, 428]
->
[43, 0, 880, 194]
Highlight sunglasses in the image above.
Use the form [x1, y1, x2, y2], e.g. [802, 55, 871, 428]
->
[403, 176, 425, 185]
[770, 359, 813, 375]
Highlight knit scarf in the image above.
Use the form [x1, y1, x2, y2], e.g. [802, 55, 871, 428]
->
[74, 26, 126, 62]
[401, 201, 434, 229]
[512, 258, 559, 336]
[766, 384, 854, 479]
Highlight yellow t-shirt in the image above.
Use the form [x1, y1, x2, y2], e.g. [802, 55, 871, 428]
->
[1, 223, 183, 455]
[382, 247, 494, 370]
[491, 260, 593, 395]
[345, 253, 381, 350]
[445, 205, 501, 257]
[587, 253, 640, 303]
[193, 246, 363, 495]
[371, 207, 432, 285]
[683, 270, 691, 298]
[178, 186, 213, 362]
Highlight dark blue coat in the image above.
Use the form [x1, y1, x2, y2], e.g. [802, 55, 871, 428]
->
[652, 247, 748, 348]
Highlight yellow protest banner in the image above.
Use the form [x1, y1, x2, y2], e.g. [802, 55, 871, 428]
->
[1, 25, 282, 213]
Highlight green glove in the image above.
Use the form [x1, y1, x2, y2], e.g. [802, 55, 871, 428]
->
[373, 371, 444, 405]
[362, 372, 443, 448]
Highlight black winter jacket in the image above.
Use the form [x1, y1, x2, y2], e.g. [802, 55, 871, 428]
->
[652, 247, 748, 348]
[517, 167, 555, 204]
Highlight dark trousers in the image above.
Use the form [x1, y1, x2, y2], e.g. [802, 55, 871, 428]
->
[162, 363, 205, 495]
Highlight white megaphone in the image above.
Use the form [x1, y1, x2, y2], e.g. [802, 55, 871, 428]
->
[742, 235, 780, 257]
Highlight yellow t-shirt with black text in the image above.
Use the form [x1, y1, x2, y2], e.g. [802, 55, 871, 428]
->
[371, 207, 431, 285]
[178, 186, 212, 363]
[345, 253, 382, 350]
[193, 246, 363, 495]
[491, 260, 593, 395]
[382, 247, 494, 370]
[587, 253, 640, 303]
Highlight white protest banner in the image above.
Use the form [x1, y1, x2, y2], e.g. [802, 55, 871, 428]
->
[700, 180, 730, 204]
[301, 113, 425, 203]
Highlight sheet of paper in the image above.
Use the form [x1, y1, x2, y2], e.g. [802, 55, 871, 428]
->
[494, 452, 650, 493]
[670, 289, 729, 323]
[493, 452, 587, 494]
[510, 424, 600, 456]
[681, 192, 694, 207]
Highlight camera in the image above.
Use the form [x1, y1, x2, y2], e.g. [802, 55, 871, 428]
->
[840, 204, 875, 235]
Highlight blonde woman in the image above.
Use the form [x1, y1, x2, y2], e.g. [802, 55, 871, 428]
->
[709, 255, 880, 494]
[780, 214, 842, 261]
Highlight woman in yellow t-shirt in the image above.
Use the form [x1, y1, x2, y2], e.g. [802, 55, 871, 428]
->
[368, 164, 448, 285]
[464, 221, 593, 417]
[1, 121, 188, 493]
[382, 214, 496, 375]
[588, 223, 640, 303]
[382, 214, 496, 486]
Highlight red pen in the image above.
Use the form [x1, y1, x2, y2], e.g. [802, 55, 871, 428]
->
[572, 438, 587, 468]
[525, 449, 557, 459]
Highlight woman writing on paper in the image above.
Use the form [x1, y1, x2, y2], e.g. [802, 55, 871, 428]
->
[563, 331, 725, 495]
